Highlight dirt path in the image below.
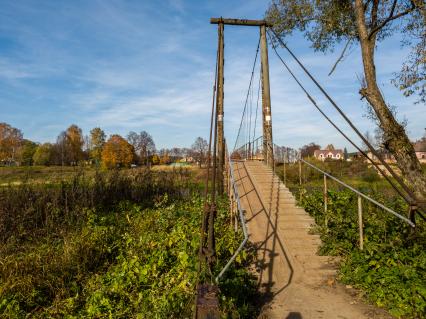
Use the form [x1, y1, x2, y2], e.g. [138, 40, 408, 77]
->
[233, 161, 392, 319]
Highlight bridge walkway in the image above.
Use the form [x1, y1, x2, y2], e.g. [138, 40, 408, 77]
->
[232, 160, 391, 319]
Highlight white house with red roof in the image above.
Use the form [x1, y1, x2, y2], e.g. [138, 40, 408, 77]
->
[314, 144, 344, 161]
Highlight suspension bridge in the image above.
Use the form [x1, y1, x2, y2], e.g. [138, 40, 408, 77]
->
[195, 17, 420, 319]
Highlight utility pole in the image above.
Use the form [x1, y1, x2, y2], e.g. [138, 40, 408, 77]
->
[260, 24, 274, 167]
[216, 21, 225, 194]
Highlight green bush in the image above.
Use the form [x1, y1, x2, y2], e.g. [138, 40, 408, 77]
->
[300, 189, 426, 318]
[0, 188, 257, 318]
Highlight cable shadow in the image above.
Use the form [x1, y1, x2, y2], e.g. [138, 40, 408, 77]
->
[286, 312, 303, 319]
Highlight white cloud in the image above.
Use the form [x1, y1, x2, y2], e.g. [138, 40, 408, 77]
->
[0, 0, 423, 150]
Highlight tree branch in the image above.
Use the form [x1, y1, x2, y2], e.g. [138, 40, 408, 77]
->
[370, 0, 380, 29]
[368, 1, 416, 39]
[328, 39, 352, 76]
[363, 0, 373, 12]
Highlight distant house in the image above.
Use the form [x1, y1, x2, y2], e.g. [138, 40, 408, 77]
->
[179, 156, 194, 163]
[366, 149, 395, 163]
[414, 139, 426, 163]
[314, 144, 343, 161]
[362, 139, 426, 164]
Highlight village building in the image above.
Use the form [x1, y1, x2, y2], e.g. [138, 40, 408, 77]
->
[366, 149, 395, 163]
[313, 144, 343, 161]
[360, 138, 426, 164]
[414, 139, 426, 163]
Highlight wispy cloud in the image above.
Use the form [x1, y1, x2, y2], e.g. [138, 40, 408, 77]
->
[0, 0, 423, 150]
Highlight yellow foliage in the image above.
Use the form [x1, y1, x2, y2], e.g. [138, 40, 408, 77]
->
[102, 135, 135, 169]
[160, 153, 170, 165]
[151, 154, 160, 165]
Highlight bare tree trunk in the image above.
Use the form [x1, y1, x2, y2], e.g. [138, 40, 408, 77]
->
[354, 0, 426, 205]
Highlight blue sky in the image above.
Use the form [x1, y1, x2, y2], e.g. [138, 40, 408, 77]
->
[0, 0, 424, 151]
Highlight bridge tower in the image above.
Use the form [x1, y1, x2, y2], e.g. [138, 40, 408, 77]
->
[196, 18, 275, 319]
[210, 17, 274, 175]
[260, 24, 273, 166]
[216, 21, 225, 194]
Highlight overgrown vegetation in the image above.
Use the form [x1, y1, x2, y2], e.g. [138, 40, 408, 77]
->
[0, 169, 257, 318]
[278, 160, 426, 318]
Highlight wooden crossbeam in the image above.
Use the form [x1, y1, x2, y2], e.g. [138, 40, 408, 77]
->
[210, 17, 271, 27]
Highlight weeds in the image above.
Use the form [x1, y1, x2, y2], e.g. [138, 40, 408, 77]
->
[0, 168, 194, 244]
[300, 189, 426, 318]
[0, 168, 257, 318]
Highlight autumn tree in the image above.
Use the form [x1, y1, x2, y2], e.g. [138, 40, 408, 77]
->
[267, 0, 426, 203]
[101, 135, 135, 169]
[127, 131, 156, 165]
[55, 131, 68, 166]
[19, 140, 38, 166]
[89, 127, 106, 165]
[300, 142, 320, 158]
[65, 125, 84, 165]
[191, 137, 208, 168]
[33, 143, 53, 166]
[151, 154, 160, 165]
[0, 122, 23, 165]
[158, 149, 171, 165]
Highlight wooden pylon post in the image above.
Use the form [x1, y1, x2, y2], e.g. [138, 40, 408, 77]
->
[216, 21, 225, 194]
[260, 24, 273, 167]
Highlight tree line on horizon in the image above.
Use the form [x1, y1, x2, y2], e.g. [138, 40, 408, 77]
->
[0, 122, 209, 169]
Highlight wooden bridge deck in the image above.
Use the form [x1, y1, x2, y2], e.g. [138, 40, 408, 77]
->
[232, 160, 391, 319]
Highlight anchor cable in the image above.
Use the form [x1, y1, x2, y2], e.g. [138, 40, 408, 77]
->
[266, 30, 414, 207]
[233, 39, 260, 152]
[267, 28, 418, 209]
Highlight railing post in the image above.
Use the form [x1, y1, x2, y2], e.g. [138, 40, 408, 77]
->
[232, 188, 237, 231]
[230, 193, 234, 227]
[358, 195, 364, 250]
[283, 152, 286, 186]
[298, 159, 303, 201]
[234, 200, 238, 232]
[324, 174, 328, 228]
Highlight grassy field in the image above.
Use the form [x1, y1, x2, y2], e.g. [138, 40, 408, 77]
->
[0, 166, 95, 185]
[0, 164, 203, 185]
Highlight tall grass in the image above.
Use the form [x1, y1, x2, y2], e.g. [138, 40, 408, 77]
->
[0, 168, 195, 244]
[0, 167, 258, 318]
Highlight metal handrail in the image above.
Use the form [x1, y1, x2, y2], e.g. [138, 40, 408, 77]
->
[234, 135, 263, 160]
[215, 148, 249, 283]
[300, 158, 415, 228]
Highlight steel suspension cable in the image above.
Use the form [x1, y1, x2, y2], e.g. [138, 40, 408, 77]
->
[252, 67, 262, 152]
[266, 30, 413, 206]
[268, 28, 417, 207]
[233, 39, 260, 151]
[248, 73, 253, 157]
[198, 46, 219, 273]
